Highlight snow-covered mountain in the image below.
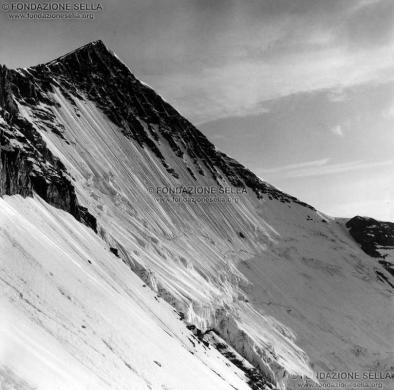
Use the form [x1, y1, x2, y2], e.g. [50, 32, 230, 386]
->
[1, 40, 393, 390]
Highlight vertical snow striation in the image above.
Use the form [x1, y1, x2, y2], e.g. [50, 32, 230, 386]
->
[0, 196, 259, 390]
[0, 41, 314, 388]
[20, 40, 314, 207]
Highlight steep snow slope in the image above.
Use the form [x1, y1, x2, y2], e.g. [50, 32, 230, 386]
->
[238, 207, 393, 378]
[17, 83, 315, 384]
[0, 195, 255, 390]
[1, 41, 393, 389]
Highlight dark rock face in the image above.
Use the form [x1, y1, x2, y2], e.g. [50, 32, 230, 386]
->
[109, 247, 119, 257]
[346, 216, 394, 289]
[346, 216, 394, 258]
[0, 66, 97, 232]
[3, 40, 313, 209]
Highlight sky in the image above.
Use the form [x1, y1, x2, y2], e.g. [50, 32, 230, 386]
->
[0, 0, 393, 220]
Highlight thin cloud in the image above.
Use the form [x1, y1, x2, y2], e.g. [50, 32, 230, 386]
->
[382, 103, 394, 119]
[146, 0, 394, 123]
[156, 45, 394, 123]
[260, 158, 330, 174]
[259, 159, 394, 179]
[288, 160, 394, 178]
[330, 125, 344, 137]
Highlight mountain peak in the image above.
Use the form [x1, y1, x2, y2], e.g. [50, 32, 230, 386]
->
[80, 39, 106, 49]
[2, 40, 393, 390]
[1, 41, 315, 209]
[49, 39, 108, 60]
[39, 39, 121, 72]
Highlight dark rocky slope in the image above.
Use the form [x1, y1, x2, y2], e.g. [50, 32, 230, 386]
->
[346, 216, 394, 289]
[0, 65, 96, 231]
[346, 216, 394, 258]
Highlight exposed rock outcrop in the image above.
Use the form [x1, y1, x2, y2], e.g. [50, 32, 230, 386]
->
[346, 216, 394, 289]
[346, 216, 394, 258]
[0, 66, 97, 232]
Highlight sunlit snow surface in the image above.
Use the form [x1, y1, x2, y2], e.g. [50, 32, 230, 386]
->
[2, 84, 393, 389]
[0, 196, 255, 390]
